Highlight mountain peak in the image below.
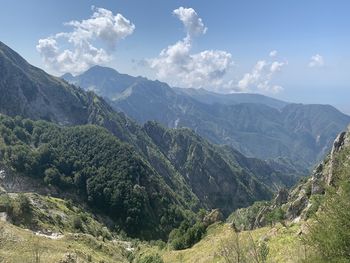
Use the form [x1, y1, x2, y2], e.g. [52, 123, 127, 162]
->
[0, 40, 32, 73]
[85, 65, 120, 75]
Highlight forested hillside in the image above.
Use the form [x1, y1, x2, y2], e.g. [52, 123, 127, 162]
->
[65, 65, 350, 173]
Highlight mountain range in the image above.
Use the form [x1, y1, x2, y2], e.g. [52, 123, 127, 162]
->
[0, 41, 301, 238]
[63, 65, 350, 173]
[1, 40, 350, 262]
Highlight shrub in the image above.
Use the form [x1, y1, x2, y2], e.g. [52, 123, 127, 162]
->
[135, 253, 164, 263]
[72, 215, 83, 231]
[304, 181, 350, 262]
[265, 207, 285, 226]
[169, 220, 206, 250]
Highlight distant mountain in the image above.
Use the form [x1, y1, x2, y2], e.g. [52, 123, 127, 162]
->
[64, 66, 350, 171]
[0, 41, 292, 238]
[62, 65, 146, 98]
[174, 87, 288, 109]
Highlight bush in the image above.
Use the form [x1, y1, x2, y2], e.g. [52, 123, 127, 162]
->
[72, 215, 83, 231]
[6, 194, 33, 226]
[265, 207, 285, 226]
[135, 253, 164, 263]
[44, 167, 61, 186]
[169, 220, 206, 250]
[304, 181, 350, 262]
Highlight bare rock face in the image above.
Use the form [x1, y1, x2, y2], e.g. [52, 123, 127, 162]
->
[286, 194, 309, 220]
[253, 206, 273, 229]
[274, 188, 289, 206]
[286, 127, 350, 220]
[327, 128, 350, 185]
[311, 163, 325, 195]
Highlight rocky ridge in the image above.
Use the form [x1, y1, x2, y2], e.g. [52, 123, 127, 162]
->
[228, 125, 350, 230]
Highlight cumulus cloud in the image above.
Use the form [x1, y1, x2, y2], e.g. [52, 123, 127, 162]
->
[149, 7, 233, 91]
[309, 54, 324, 67]
[37, 7, 135, 74]
[269, 50, 278, 57]
[238, 54, 287, 94]
[173, 7, 207, 39]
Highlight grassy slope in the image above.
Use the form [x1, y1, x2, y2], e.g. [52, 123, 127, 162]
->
[0, 221, 129, 263]
[139, 223, 306, 263]
[0, 193, 131, 263]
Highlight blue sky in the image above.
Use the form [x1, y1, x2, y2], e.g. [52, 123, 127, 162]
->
[0, 0, 349, 114]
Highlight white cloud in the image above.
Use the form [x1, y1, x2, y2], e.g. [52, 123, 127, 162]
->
[173, 7, 207, 39]
[37, 7, 135, 75]
[270, 61, 284, 73]
[269, 50, 278, 57]
[309, 54, 324, 67]
[238, 55, 287, 94]
[149, 7, 233, 91]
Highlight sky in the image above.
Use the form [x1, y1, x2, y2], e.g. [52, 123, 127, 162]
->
[0, 0, 349, 114]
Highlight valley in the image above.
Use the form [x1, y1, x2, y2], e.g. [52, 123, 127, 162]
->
[0, 5, 349, 261]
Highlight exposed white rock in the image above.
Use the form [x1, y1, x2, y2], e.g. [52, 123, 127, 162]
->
[0, 212, 8, 222]
[0, 170, 5, 179]
[34, 231, 64, 240]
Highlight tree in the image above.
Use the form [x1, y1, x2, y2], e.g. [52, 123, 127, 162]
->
[265, 207, 285, 227]
[44, 167, 61, 186]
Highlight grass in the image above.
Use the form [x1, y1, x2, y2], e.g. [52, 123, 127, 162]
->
[0, 220, 129, 263]
[136, 222, 306, 263]
[0, 192, 133, 262]
[0, 192, 307, 263]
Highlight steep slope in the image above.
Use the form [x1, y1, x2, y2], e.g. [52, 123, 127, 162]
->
[228, 125, 350, 230]
[0, 41, 290, 234]
[64, 66, 350, 171]
[0, 41, 90, 125]
[0, 115, 190, 239]
[0, 194, 131, 263]
[0, 41, 201, 217]
[143, 121, 273, 215]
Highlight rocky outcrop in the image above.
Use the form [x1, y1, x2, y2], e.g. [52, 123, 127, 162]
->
[326, 126, 350, 185]
[274, 188, 289, 206]
[228, 127, 350, 229]
[285, 127, 350, 221]
[311, 163, 325, 195]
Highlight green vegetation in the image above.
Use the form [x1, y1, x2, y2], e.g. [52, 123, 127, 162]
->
[0, 192, 115, 239]
[304, 146, 350, 262]
[168, 219, 207, 250]
[265, 207, 285, 227]
[134, 252, 164, 263]
[66, 65, 350, 176]
[0, 220, 130, 263]
[138, 223, 305, 263]
[0, 115, 188, 239]
[0, 113, 280, 240]
[227, 201, 270, 230]
[2, 41, 350, 262]
[143, 121, 273, 216]
[0, 193, 33, 226]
